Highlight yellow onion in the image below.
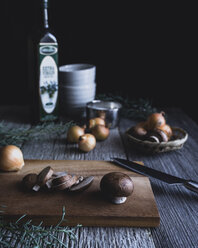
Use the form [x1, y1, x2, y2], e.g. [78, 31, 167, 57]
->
[0, 145, 24, 172]
[91, 124, 110, 141]
[89, 117, 105, 129]
[78, 134, 96, 152]
[157, 124, 173, 140]
[146, 111, 166, 130]
[67, 125, 85, 143]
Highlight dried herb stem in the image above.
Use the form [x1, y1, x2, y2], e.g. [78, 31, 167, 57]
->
[0, 206, 81, 248]
[0, 121, 74, 147]
[97, 93, 157, 120]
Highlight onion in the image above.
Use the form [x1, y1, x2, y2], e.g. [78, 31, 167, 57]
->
[0, 145, 24, 172]
[157, 124, 173, 140]
[67, 125, 85, 143]
[91, 124, 110, 141]
[78, 134, 96, 152]
[89, 117, 105, 129]
[146, 111, 166, 130]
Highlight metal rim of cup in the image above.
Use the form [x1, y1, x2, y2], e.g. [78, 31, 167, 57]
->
[86, 100, 122, 111]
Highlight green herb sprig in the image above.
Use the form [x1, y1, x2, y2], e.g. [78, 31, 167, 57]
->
[0, 206, 81, 248]
[97, 94, 157, 120]
[0, 121, 74, 147]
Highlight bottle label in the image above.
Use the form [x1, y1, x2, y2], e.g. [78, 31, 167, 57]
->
[39, 43, 58, 120]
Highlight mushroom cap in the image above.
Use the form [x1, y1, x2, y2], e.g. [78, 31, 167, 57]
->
[100, 172, 134, 197]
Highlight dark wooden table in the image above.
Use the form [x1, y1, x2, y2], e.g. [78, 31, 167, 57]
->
[0, 106, 198, 248]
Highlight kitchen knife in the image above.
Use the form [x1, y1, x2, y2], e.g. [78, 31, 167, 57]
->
[112, 157, 198, 194]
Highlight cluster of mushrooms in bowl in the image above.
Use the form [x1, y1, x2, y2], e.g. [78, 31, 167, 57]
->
[126, 112, 188, 153]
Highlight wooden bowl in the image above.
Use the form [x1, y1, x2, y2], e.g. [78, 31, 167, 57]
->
[125, 127, 188, 154]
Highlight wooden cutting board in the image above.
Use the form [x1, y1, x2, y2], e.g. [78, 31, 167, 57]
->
[0, 160, 160, 227]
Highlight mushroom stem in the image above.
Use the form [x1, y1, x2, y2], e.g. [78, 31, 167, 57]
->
[111, 196, 127, 204]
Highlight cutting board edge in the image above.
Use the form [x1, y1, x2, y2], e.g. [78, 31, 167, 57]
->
[2, 214, 160, 227]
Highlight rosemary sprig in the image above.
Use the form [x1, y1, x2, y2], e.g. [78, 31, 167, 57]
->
[97, 93, 157, 120]
[0, 206, 82, 248]
[0, 121, 74, 147]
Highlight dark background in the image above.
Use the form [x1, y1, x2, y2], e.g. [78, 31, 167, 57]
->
[1, 1, 197, 122]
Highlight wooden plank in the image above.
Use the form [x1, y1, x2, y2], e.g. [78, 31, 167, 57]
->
[0, 160, 160, 227]
[0, 106, 156, 248]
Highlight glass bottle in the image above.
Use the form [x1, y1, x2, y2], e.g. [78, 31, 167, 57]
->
[28, 0, 59, 123]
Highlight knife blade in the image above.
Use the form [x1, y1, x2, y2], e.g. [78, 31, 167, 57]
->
[112, 157, 198, 194]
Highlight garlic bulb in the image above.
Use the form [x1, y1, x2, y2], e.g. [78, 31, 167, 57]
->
[0, 145, 24, 172]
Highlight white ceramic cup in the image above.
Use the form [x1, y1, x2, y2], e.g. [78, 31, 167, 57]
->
[59, 64, 96, 86]
[58, 64, 97, 119]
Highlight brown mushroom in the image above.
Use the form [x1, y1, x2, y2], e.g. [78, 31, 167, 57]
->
[69, 176, 94, 192]
[100, 172, 134, 204]
[37, 166, 54, 187]
[146, 129, 168, 142]
[52, 174, 78, 190]
[133, 122, 147, 138]
[22, 173, 38, 191]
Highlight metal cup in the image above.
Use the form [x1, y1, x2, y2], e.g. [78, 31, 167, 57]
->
[86, 100, 122, 129]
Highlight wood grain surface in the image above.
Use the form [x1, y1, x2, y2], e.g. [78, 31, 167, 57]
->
[0, 160, 160, 227]
[1, 106, 198, 248]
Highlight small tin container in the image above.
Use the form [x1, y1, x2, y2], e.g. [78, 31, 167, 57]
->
[86, 100, 122, 129]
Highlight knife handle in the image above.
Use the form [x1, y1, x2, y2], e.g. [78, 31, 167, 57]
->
[184, 180, 198, 193]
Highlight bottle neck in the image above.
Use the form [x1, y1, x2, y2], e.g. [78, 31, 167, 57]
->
[43, 0, 49, 30]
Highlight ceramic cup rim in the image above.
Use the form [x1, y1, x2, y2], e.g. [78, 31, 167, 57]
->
[59, 63, 95, 73]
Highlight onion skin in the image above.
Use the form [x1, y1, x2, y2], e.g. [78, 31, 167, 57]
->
[78, 134, 96, 152]
[0, 145, 24, 172]
[91, 124, 110, 141]
[146, 111, 166, 130]
[67, 125, 85, 143]
[157, 124, 173, 140]
[89, 117, 105, 129]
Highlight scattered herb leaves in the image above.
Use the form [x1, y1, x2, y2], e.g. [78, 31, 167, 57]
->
[0, 206, 81, 248]
[97, 93, 157, 120]
[0, 121, 74, 147]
